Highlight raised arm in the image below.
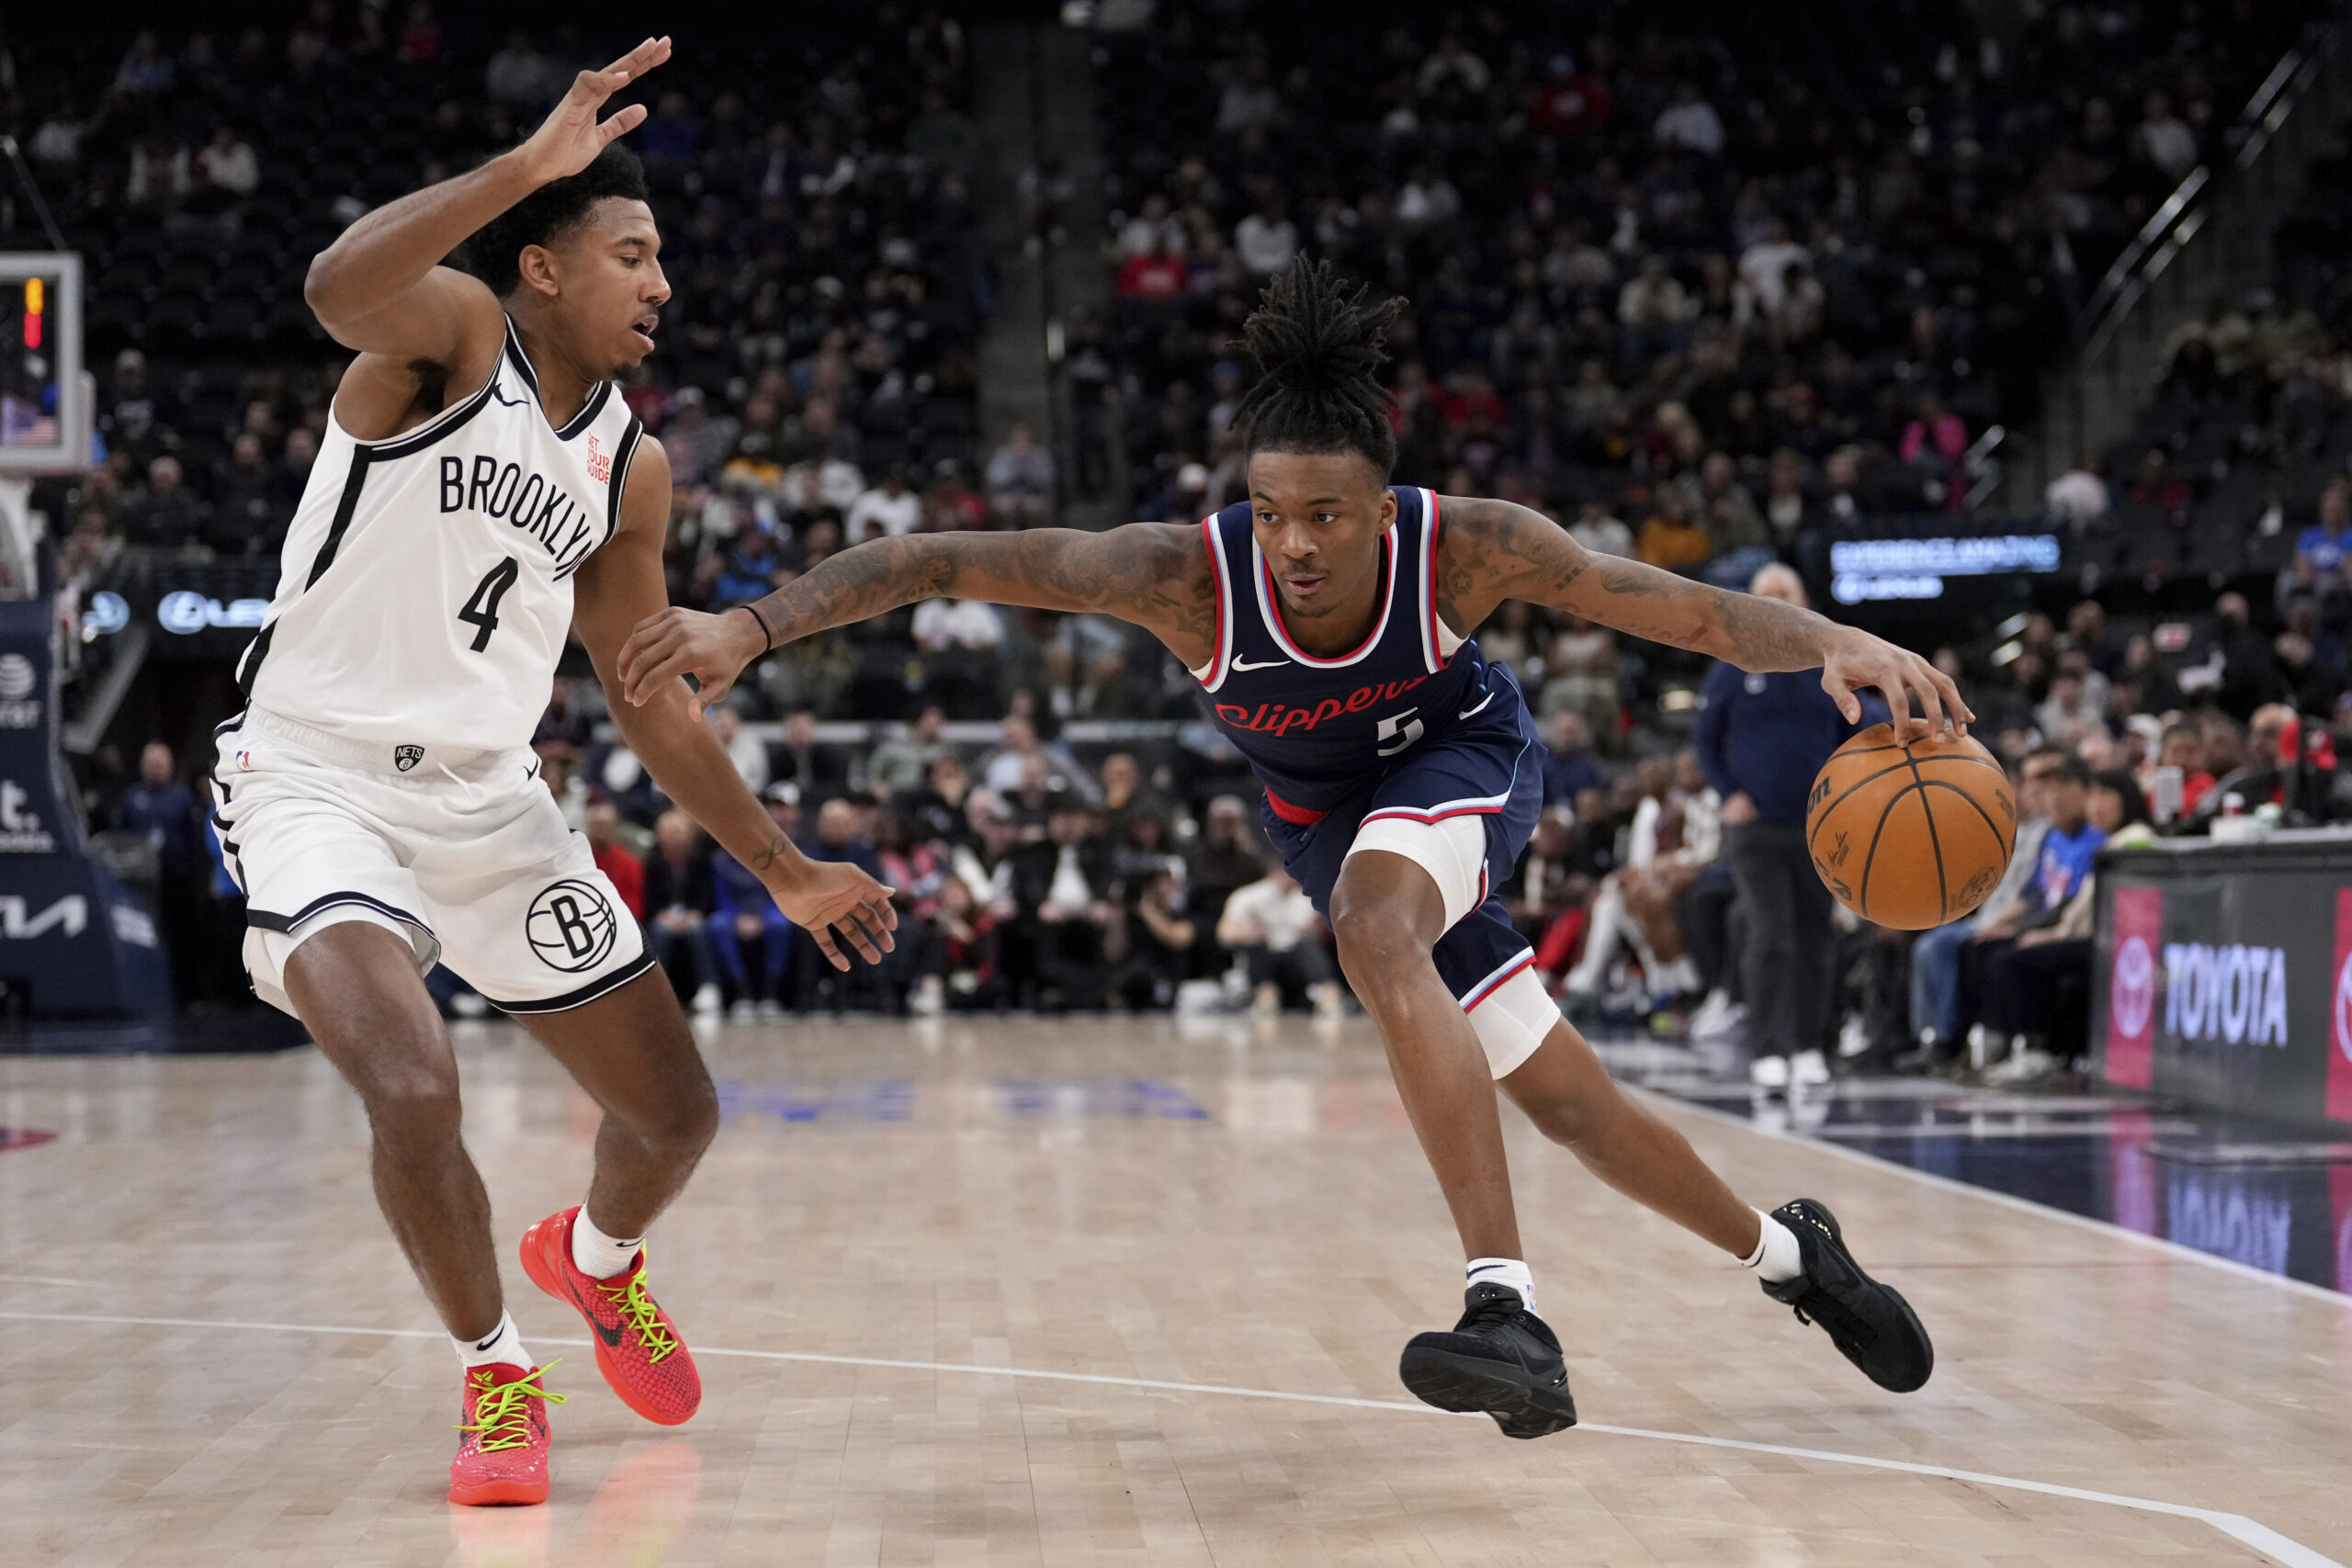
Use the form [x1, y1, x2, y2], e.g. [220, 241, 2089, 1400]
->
[1435, 494, 1971, 732]
[302, 37, 670, 418]
[616, 523, 1215, 710]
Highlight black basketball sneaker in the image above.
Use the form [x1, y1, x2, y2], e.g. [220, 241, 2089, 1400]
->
[1397, 1282, 1578, 1438]
[1761, 1199, 1934, 1393]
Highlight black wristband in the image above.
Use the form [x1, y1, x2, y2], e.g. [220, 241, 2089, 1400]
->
[737, 602, 775, 653]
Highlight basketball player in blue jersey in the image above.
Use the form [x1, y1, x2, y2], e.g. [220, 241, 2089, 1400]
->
[621, 259, 1963, 1435]
[222, 39, 897, 1502]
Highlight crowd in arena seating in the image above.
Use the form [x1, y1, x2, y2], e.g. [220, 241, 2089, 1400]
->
[2044, 118, 2352, 593]
[15, 6, 993, 652]
[29, 6, 2352, 1091]
[1091, 0, 2318, 564]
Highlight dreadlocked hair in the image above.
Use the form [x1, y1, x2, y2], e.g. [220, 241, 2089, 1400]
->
[1230, 255, 1403, 477]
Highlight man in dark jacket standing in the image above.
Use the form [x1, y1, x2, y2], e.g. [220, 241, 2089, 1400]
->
[1692, 566, 1883, 1089]
[115, 741, 209, 1005]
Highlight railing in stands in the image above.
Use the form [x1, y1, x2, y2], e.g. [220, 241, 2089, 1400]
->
[2023, 3, 2349, 502]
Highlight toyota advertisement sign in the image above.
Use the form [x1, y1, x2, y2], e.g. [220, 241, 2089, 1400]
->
[2094, 838, 2352, 1130]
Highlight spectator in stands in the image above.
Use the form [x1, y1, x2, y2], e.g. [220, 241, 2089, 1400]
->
[1216, 856, 1340, 1014]
[483, 28, 560, 105]
[911, 874, 1001, 1014]
[1906, 750, 2058, 1064]
[770, 710, 852, 802]
[585, 799, 645, 920]
[1566, 498, 1634, 558]
[642, 810, 721, 1016]
[1979, 770, 2156, 1083]
[979, 711, 1093, 800]
[1103, 863, 1197, 1011]
[707, 702, 769, 796]
[1953, 752, 2106, 1066]
[983, 422, 1054, 525]
[123, 456, 211, 549]
[1540, 710, 1603, 807]
[708, 826, 793, 1020]
[1634, 484, 1709, 572]
[1538, 616, 1621, 733]
[2045, 455, 2111, 529]
[1187, 794, 1263, 965]
[846, 469, 921, 541]
[1694, 564, 1880, 1089]
[868, 705, 954, 798]
[1009, 797, 1114, 1010]
[192, 123, 259, 200]
[115, 741, 208, 1006]
[1653, 80, 1725, 157]
[911, 595, 1005, 717]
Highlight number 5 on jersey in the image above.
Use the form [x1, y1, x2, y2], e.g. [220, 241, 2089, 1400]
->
[1376, 706, 1423, 756]
[458, 558, 522, 651]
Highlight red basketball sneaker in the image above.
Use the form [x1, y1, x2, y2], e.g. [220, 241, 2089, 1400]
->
[519, 1207, 702, 1426]
[448, 1361, 564, 1506]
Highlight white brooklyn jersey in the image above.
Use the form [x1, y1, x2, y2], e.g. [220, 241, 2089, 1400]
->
[237, 317, 643, 752]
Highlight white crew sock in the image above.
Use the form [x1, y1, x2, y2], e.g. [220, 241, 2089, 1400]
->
[571, 1208, 644, 1280]
[1465, 1258, 1537, 1314]
[1741, 1209, 1804, 1284]
[456, 1311, 528, 1371]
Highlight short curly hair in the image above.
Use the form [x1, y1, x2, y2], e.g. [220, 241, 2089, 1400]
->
[464, 142, 650, 297]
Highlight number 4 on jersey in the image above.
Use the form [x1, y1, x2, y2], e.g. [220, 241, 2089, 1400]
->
[458, 558, 522, 651]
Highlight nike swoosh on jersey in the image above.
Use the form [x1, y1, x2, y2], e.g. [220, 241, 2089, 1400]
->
[1230, 657, 1291, 671]
[1458, 690, 1496, 719]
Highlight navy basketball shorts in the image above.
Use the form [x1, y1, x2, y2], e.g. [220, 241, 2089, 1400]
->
[1261, 730, 1557, 1077]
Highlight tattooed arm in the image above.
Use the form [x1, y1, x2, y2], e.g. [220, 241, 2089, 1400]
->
[615, 524, 1216, 711]
[1434, 495, 1971, 731]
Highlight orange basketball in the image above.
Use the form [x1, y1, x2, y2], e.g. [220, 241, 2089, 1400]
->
[1804, 724, 2017, 931]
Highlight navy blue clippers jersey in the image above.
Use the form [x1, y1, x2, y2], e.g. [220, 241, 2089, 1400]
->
[1192, 485, 1535, 822]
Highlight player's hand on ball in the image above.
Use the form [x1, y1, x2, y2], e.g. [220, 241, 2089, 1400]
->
[772, 861, 899, 970]
[515, 35, 673, 185]
[1819, 626, 1972, 739]
[617, 606, 767, 711]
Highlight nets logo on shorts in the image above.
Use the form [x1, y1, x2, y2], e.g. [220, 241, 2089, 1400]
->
[393, 744, 424, 773]
[526, 879, 617, 973]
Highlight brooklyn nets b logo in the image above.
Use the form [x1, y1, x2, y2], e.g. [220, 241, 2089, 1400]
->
[393, 745, 424, 773]
[526, 879, 617, 973]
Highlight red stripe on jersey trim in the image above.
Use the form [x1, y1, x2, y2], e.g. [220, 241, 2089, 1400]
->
[1360, 802, 1507, 825]
[1464, 953, 1535, 1011]
[1264, 786, 1328, 826]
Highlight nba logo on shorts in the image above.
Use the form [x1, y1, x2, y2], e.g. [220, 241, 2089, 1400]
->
[2105, 887, 2161, 1089]
[526, 879, 617, 972]
[2326, 889, 2352, 1124]
[393, 744, 424, 773]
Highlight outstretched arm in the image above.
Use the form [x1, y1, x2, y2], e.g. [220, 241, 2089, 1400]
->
[1436, 495, 1971, 731]
[573, 440, 896, 969]
[616, 523, 1215, 710]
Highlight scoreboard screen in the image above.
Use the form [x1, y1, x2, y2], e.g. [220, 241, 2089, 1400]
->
[0, 253, 87, 475]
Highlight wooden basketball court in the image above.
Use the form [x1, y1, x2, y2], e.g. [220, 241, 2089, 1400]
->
[1, 1015, 2345, 1566]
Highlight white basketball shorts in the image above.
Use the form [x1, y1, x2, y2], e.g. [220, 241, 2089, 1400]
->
[212, 707, 651, 1017]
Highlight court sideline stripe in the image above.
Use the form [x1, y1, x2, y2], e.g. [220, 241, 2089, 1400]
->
[0, 1307, 2335, 1566]
[1640, 1087, 2352, 1310]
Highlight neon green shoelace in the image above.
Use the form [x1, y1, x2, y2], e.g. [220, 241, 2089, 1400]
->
[458, 1359, 567, 1452]
[602, 1269, 679, 1363]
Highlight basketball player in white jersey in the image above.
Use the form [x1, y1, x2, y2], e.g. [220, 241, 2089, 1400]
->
[214, 38, 897, 1505]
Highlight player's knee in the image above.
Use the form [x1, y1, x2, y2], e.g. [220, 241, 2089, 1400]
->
[1328, 896, 1426, 990]
[658, 1074, 722, 1160]
[352, 1052, 463, 1145]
